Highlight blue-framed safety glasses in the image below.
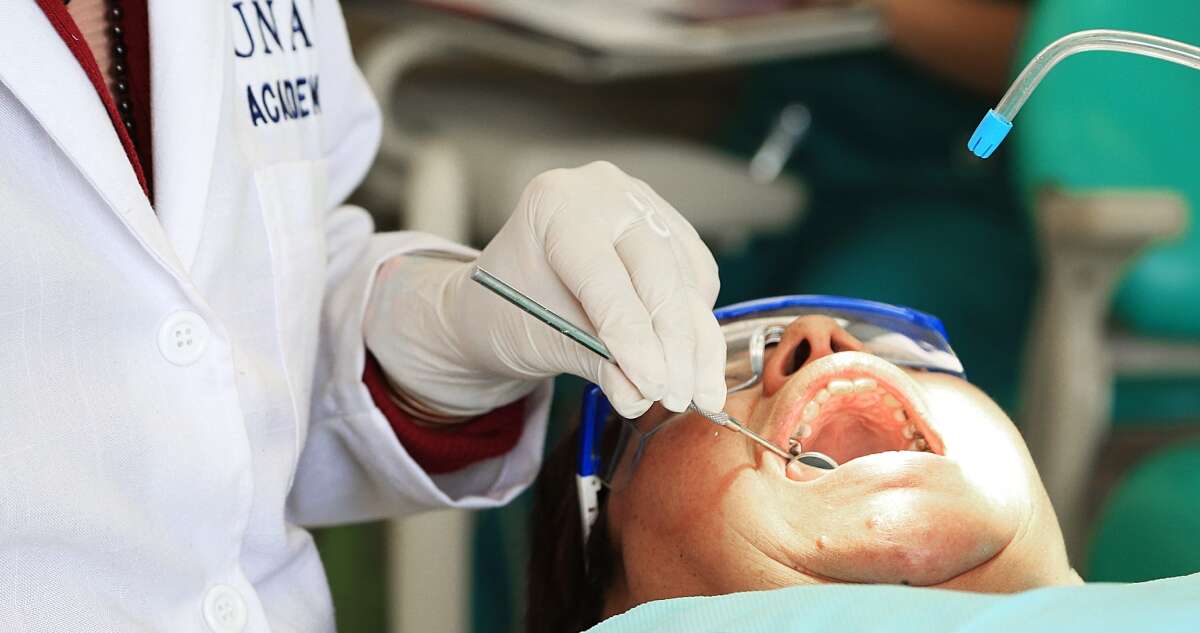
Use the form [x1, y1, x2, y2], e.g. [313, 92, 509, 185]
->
[575, 295, 964, 542]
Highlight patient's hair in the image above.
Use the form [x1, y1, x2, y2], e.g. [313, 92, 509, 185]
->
[526, 420, 621, 633]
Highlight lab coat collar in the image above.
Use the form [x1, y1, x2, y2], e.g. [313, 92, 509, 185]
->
[149, 0, 226, 273]
[0, 2, 188, 279]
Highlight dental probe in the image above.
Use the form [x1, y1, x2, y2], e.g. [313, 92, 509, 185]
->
[470, 266, 794, 461]
[682, 407, 795, 462]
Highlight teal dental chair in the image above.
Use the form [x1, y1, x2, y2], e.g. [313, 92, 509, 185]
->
[1012, 0, 1200, 571]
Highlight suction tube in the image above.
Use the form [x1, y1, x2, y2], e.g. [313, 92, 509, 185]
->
[969, 29, 1200, 158]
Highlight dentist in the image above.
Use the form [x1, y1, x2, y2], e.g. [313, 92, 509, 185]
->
[0, 2, 725, 632]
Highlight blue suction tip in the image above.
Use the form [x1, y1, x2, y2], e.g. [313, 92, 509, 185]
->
[968, 110, 1013, 159]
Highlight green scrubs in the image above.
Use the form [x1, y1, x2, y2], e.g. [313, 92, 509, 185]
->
[717, 52, 1036, 409]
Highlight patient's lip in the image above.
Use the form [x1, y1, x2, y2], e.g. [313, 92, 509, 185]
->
[786, 458, 830, 482]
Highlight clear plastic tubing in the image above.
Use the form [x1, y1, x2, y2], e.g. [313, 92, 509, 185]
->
[997, 29, 1200, 122]
[969, 29, 1200, 158]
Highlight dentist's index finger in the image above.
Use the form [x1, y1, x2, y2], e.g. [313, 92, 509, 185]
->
[631, 179, 726, 410]
[632, 179, 721, 304]
[613, 210, 696, 413]
[543, 218, 668, 404]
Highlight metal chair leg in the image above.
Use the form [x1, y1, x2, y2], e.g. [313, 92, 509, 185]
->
[1022, 246, 1116, 564]
[1021, 189, 1186, 568]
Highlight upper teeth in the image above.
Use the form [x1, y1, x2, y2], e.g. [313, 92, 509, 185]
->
[852, 378, 877, 391]
[827, 379, 853, 394]
[794, 375, 919, 441]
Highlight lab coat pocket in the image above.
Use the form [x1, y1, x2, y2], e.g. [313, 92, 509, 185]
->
[254, 159, 328, 452]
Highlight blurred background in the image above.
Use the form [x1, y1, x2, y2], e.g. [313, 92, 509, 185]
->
[314, 0, 1200, 631]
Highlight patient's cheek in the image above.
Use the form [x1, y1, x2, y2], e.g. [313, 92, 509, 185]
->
[633, 419, 749, 530]
[616, 416, 765, 596]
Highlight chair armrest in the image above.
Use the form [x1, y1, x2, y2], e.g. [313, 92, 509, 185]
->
[1110, 333, 1200, 376]
[1036, 189, 1188, 251]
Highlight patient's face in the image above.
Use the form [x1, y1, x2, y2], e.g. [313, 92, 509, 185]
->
[603, 316, 1078, 614]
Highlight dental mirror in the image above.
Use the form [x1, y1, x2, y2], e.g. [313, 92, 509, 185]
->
[796, 451, 838, 470]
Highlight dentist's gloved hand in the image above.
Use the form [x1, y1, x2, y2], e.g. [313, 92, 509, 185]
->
[366, 161, 726, 420]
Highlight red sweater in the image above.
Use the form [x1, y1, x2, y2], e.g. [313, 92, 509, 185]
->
[36, 0, 525, 475]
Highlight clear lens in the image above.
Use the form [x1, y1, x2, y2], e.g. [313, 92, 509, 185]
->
[718, 307, 963, 380]
[599, 413, 681, 491]
[722, 317, 789, 392]
[843, 317, 962, 375]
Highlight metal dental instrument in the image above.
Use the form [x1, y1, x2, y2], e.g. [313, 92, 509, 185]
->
[792, 451, 839, 470]
[471, 266, 614, 360]
[685, 407, 794, 461]
[470, 266, 794, 462]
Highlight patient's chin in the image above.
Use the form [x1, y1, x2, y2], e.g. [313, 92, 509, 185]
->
[784, 462, 1019, 588]
[805, 507, 1013, 586]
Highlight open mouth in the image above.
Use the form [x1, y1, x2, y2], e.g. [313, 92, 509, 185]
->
[772, 352, 944, 468]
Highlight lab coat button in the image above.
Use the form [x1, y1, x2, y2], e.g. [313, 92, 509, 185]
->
[202, 585, 247, 633]
[158, 310, 209, 366]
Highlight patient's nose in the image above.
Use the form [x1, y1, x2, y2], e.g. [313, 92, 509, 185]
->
[762, 316, 864, 397]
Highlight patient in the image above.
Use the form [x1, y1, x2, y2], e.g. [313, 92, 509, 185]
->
[527, 303, 1080, 633]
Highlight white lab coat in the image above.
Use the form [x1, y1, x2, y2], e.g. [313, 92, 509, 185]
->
[0, 2, 550, 632]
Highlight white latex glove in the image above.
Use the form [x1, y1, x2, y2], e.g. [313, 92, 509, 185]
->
[366, 161, 726, 419]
